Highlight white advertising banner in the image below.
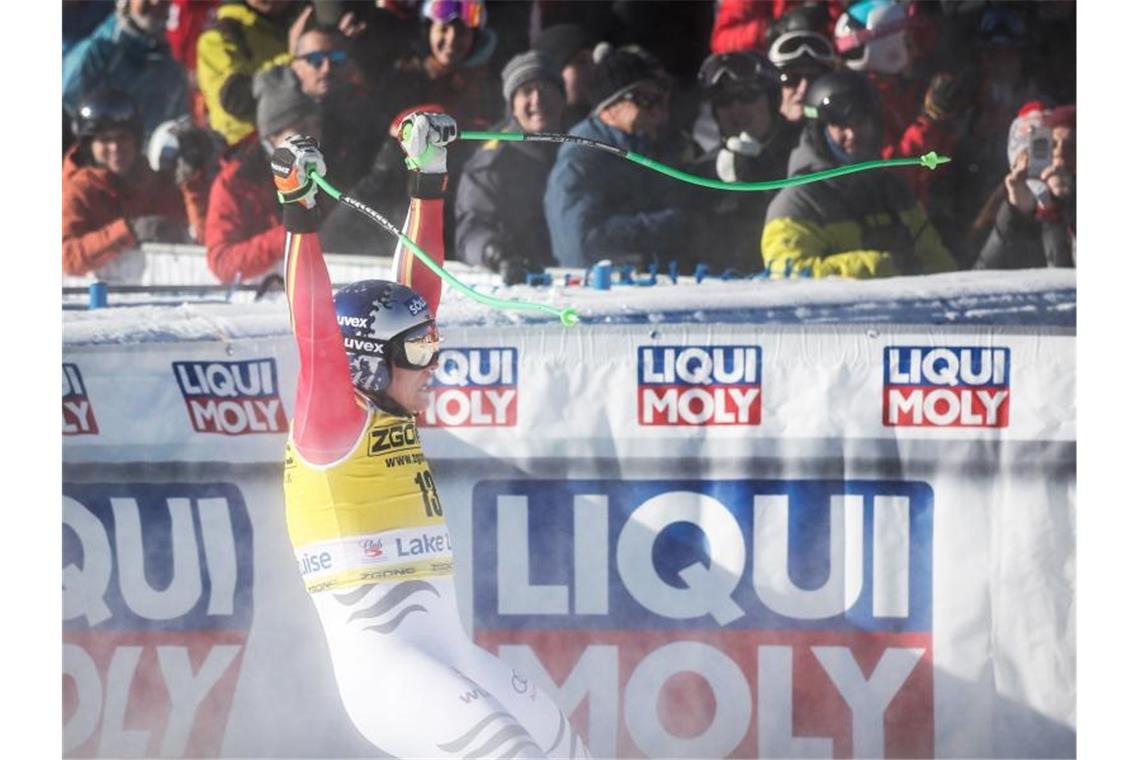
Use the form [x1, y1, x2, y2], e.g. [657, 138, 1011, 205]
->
[63, 295, 1075, 758]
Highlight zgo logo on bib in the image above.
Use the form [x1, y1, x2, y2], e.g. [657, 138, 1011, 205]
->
[638, 346, 762, 426]
[420, 348, 518, 427]
[883, 346, 1011, 428]
[62, 482, 254, 758]
[63, 363, 99, 436]
[472, 478, 933, 759]
[172, 359, 288, 435]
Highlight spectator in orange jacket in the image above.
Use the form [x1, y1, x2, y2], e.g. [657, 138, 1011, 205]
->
[204, 66, 321, 284]
[62, 89, 207, 278]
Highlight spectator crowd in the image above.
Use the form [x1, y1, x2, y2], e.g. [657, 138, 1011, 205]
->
[62, 0, 1077, 285]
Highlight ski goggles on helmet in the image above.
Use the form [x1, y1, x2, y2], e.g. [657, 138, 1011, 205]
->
[391, 321, 442, 370]
[768, 32, 837, 68]
[421, 0, 485, 28]
[698, 52, 769, 91]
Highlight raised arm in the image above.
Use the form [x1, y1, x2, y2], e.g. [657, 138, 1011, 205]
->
[390, 112, 458, 316]
[272, 136, 367, 464]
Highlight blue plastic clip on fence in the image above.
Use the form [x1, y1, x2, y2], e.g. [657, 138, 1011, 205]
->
[694, 263, 709, 284]
[88, 281, 108, 309]
[783, 259, 794, 278]
[634, 263, 658, 287]
[667, 261, 679, 284]
[754, 268, 771, 279]
[589, 261, 612, 290]
[525, 272, 552, 287]
[721, 269, 742, 281]
[798, 266, 813, 278]
[617, 265, 634, 285]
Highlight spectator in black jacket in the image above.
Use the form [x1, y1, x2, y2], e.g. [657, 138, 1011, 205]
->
[688, 51, 789, 274]
[975, 104, 1075, 270]
[455, 51, 566, 284]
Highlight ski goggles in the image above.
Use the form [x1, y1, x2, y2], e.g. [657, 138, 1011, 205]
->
[421, 0, 485, 29]
[392, 321, 442, 370]
[833, 15, 910, 54]
[619, 88, 667, 110]
[698, 52, 770, 91]
[294, 49, 349, 68]
[768, 32, 837, 68]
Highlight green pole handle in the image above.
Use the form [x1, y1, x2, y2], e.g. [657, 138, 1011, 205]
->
[308, 171, 579, 326]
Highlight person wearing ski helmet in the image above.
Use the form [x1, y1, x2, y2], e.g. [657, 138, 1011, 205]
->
[273, 115, 591, 758]
[63, 88, 207, 277]
[687, 51, 789, 274]
[833, 0, 972, 203]
[760, 69, 955, 279]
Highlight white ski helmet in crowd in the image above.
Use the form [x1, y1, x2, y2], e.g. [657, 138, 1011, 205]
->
[833, 0, 909, 75]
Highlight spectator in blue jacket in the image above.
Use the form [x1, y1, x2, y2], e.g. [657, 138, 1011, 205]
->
[544, 43, 697, 269]
[63, 0, 189, 142]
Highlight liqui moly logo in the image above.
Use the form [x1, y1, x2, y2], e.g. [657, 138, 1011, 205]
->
[883, 347, 1011, 428]
[420, 348, 518, 427]
[63, 363, 98, 435]
[63, 482, 253, 758]
[173, 359, 288, 435]
[472, 479, 933, 758]
[638, 346, 762, 425]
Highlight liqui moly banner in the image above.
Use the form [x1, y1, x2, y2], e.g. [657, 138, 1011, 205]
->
[63, 305, 1075, 758]
[471, 478, 934, 759]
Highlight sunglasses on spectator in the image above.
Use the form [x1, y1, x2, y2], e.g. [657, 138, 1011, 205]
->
[422, 0, 485, 29]
[392, 322, 442, 370]
[699, 52, 771, 90]
[295, 49, 349, 68]
[620, 89, 666, 109]
[778, 69, 827, 89]
[712, 87, 765, 109]
[768, 31, 837, 67]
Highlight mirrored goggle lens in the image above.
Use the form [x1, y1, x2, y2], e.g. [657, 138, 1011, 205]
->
[424, 0, 484, 28]
[400, 323, 441, 368]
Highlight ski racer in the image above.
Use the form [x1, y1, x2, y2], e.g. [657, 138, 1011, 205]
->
[273, 113, 591, 759]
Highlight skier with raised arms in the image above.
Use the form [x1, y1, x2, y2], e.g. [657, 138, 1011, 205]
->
[271, 112, 590, 759]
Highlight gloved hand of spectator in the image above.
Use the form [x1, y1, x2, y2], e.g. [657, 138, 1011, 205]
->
[128, 214, 188, 244]
[715, 131, 762, 184]
[482, 242, 532, 286]
[922, 70, 977, 124]
[398, 112, 458, 173]
[271, 134, 326, 209]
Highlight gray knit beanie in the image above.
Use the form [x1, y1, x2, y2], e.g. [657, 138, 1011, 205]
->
[253, 66, 319, 137]
[500, 50, 564, 104]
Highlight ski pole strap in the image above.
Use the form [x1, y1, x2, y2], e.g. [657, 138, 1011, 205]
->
[458, 130, 949, 192]
[307, 171, 580, 327]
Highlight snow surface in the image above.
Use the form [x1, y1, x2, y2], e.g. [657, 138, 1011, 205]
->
[63, 268, 1075, 347]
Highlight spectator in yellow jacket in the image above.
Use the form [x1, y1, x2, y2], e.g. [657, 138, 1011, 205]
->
[761, 70, 956, 279]
[196, 0, 292, 145]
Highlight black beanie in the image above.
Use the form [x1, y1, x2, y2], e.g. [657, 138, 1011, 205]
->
[586, 43, 667, 114]
[534, 23, 598, 69]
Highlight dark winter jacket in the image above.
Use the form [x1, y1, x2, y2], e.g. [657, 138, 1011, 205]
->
[761, 129, 955, 278]
[455, 119, 559, 271]
[974, 197, 1075, 270]
[687, 141, 786, 274]
[545, 116, 696, 268]
[62, 144, 205, 276]
[204, 139, 285, 282]
[63, 15, 190, 140]
[318, 137, 409, 257]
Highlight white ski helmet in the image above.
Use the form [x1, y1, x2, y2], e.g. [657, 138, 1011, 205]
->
[833, 0, 909, 75]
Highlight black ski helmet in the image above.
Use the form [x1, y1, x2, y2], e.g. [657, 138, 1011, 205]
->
[333, 280, 437, 407]
[802, 69, 883, 158]
[71, 89, 143, 143]
[698, 51, 781, 122]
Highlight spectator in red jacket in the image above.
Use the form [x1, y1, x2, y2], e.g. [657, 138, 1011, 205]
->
[710, 0, 842, 55]
[204, 67, 320, 284]
[63, 89, 207, 278]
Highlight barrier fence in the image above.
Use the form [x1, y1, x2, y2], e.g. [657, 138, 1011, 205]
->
[62, 272, 1076, 758]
